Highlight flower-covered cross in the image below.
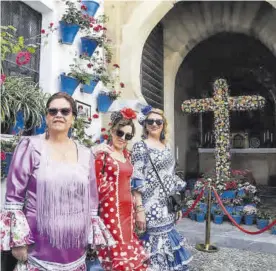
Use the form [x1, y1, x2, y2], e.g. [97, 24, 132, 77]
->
[181, 78, 265, 183]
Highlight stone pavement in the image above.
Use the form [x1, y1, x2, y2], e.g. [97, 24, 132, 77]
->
[187, 246, 276, 271]
[176, 218, 276, 254]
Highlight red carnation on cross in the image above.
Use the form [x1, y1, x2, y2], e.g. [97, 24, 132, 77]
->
[120, 108, 136, 120]
[16, 51, 31, 66]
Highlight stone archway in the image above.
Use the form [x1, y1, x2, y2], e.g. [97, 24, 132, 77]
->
[120, 0, 276, 150]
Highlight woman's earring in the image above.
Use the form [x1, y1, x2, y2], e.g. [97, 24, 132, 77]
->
[68, 127, 72, 138]
[160, 130, 165, 141]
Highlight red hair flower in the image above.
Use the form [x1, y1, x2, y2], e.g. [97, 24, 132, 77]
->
[1, 152, 6, 161]
[101, 128, 106, 132]
[120, 108, 136, 120]
[16, 51, 31, 66]
[113, 64, 120, 68]
[93, 114, 99, 119]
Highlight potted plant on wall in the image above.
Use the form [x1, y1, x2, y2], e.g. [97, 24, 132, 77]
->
[97, 64, 124, 113]
[59, 0, 92, 45]
[81, 0, 100, 17]
[80, 15, 111, 58]
[1, 76, 49, 134]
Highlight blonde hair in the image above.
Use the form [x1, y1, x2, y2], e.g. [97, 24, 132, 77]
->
[142, 108, 169, 144]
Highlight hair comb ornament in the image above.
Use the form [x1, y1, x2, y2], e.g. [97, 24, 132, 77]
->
[120, 108, 137, 120]
[138, 105, 153, 125]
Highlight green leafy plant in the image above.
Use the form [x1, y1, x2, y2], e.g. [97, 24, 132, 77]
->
[1, 76, 49, 133]
[72, 117, 94, 148]
[256, 211, 270, 220]
[214, 208, 223, 215]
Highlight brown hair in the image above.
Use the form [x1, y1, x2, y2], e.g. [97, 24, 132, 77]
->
[142, 108, 168, 144]
[111, 118, 136, 136]
[46, 92, 77, 117]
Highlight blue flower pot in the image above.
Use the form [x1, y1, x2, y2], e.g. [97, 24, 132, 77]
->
[60, 74, 79, 96]
[34, 117, 46, 135]
[97, 94, 113, 112]
[82, 0, 100, 17]
[225, 206, 234, 215]
[214, 215, 223, 224]
[189, 212, 196, 221]
[211, 204, 218, 214]
[196, 213, 205, 222]
[200, 203, 207, 213]
[271, 226, 276, 235]
[235, 206, 244, 213]
[3, 152, 13, 176]
[221, 190, 236, 199]
[256, 219, 269, 229]
[59, 21, 80, 45]
[237, 189, 245, 197]
[81, 37, 98, 57]
[244, 214, 255, 225]
[81, 79, 99, 94]
[10, 111, 24, 134]
[86, 258, 104, 271]
[232, 215, 242, 224]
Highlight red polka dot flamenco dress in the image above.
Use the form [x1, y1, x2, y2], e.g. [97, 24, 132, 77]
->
[95, 151, 148, 271]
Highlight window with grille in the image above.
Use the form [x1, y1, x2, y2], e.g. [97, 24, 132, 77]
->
[1, 1, 42, 82]
[140, 23, 164, 110]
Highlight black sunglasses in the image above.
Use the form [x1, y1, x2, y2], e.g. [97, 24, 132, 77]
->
[47, 108, 72, 116]
[116, 130, 134, 141]
[145, 119, 164, 126]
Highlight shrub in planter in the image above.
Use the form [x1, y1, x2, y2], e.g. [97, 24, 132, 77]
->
[256, 211, 270, 230]
[213, 209, 224, 224]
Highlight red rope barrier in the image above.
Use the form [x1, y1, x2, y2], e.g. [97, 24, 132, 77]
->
[182, 187, 205, 217]
[213, 188, 276, 234]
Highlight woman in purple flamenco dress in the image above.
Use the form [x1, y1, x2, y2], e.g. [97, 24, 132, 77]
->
[0, 92, 115, 271]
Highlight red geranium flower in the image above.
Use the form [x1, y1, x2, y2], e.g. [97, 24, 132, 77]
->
[108, 122, 112, 126]
[41, 29, 45, 34]
[101, 128, 106, 132]
[1, 152, 6, 161]
[120, 108, 136, 120]
[16, 51, 31, 66]
[88, 117, 92, 122]
[87, 63, 93, 68]
[81, 4, 87, 10]
[89, 23, 93, 28]
[113, 64, 120, 68]
[93, 114, 99, 119]
[120, 82, 125, 88]
[103, 134, 109, 140]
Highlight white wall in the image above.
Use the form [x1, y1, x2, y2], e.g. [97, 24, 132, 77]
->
[24, 0, 104, 139]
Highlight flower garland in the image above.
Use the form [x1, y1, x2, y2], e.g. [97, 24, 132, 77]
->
[181, 78, 265, 183]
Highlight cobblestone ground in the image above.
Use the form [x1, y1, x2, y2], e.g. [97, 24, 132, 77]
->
[187, 244, 276, 271]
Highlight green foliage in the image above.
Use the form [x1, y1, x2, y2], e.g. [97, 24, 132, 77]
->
[256, 211, 270, 220]
[72, 117, 93, 148]
[1, 76, 49, 133]
[1, 135, 21, 153]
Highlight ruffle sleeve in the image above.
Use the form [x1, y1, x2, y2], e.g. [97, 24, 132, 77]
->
[1, 137, 38, 251]
[1, 205, 34, 250]
[131, 142, 148, 193]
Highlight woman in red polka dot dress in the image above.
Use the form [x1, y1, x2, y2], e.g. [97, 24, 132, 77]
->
[95, 108, 148, 271]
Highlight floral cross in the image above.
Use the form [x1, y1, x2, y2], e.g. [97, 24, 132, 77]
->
[181, 78, 265, 182]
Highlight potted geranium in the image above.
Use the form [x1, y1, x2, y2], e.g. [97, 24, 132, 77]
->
[195, 205, 205, 223]
[186, 199, 196, 220]
[80, 15, 111, 58]
[222, 199, 234, 215]
[233, 197, 244, 213]
[231, 211, 242, 225]
[81, 0, 100, 17]
[243, 205, 257, 225]
[213, 209, 224, 224]
[221, 180, 238, 199]
[59, 1, 92, 44]
[271, 217, 276, 235]
[256, 211, 270, 230]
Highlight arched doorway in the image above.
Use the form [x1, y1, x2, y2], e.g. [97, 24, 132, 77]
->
[174, 32, 276, 185]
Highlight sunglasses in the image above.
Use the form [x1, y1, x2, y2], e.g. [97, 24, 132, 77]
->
[47, 108, 72, 116]
[145, 119, 164, 126]
[116, 130, 134, 141]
